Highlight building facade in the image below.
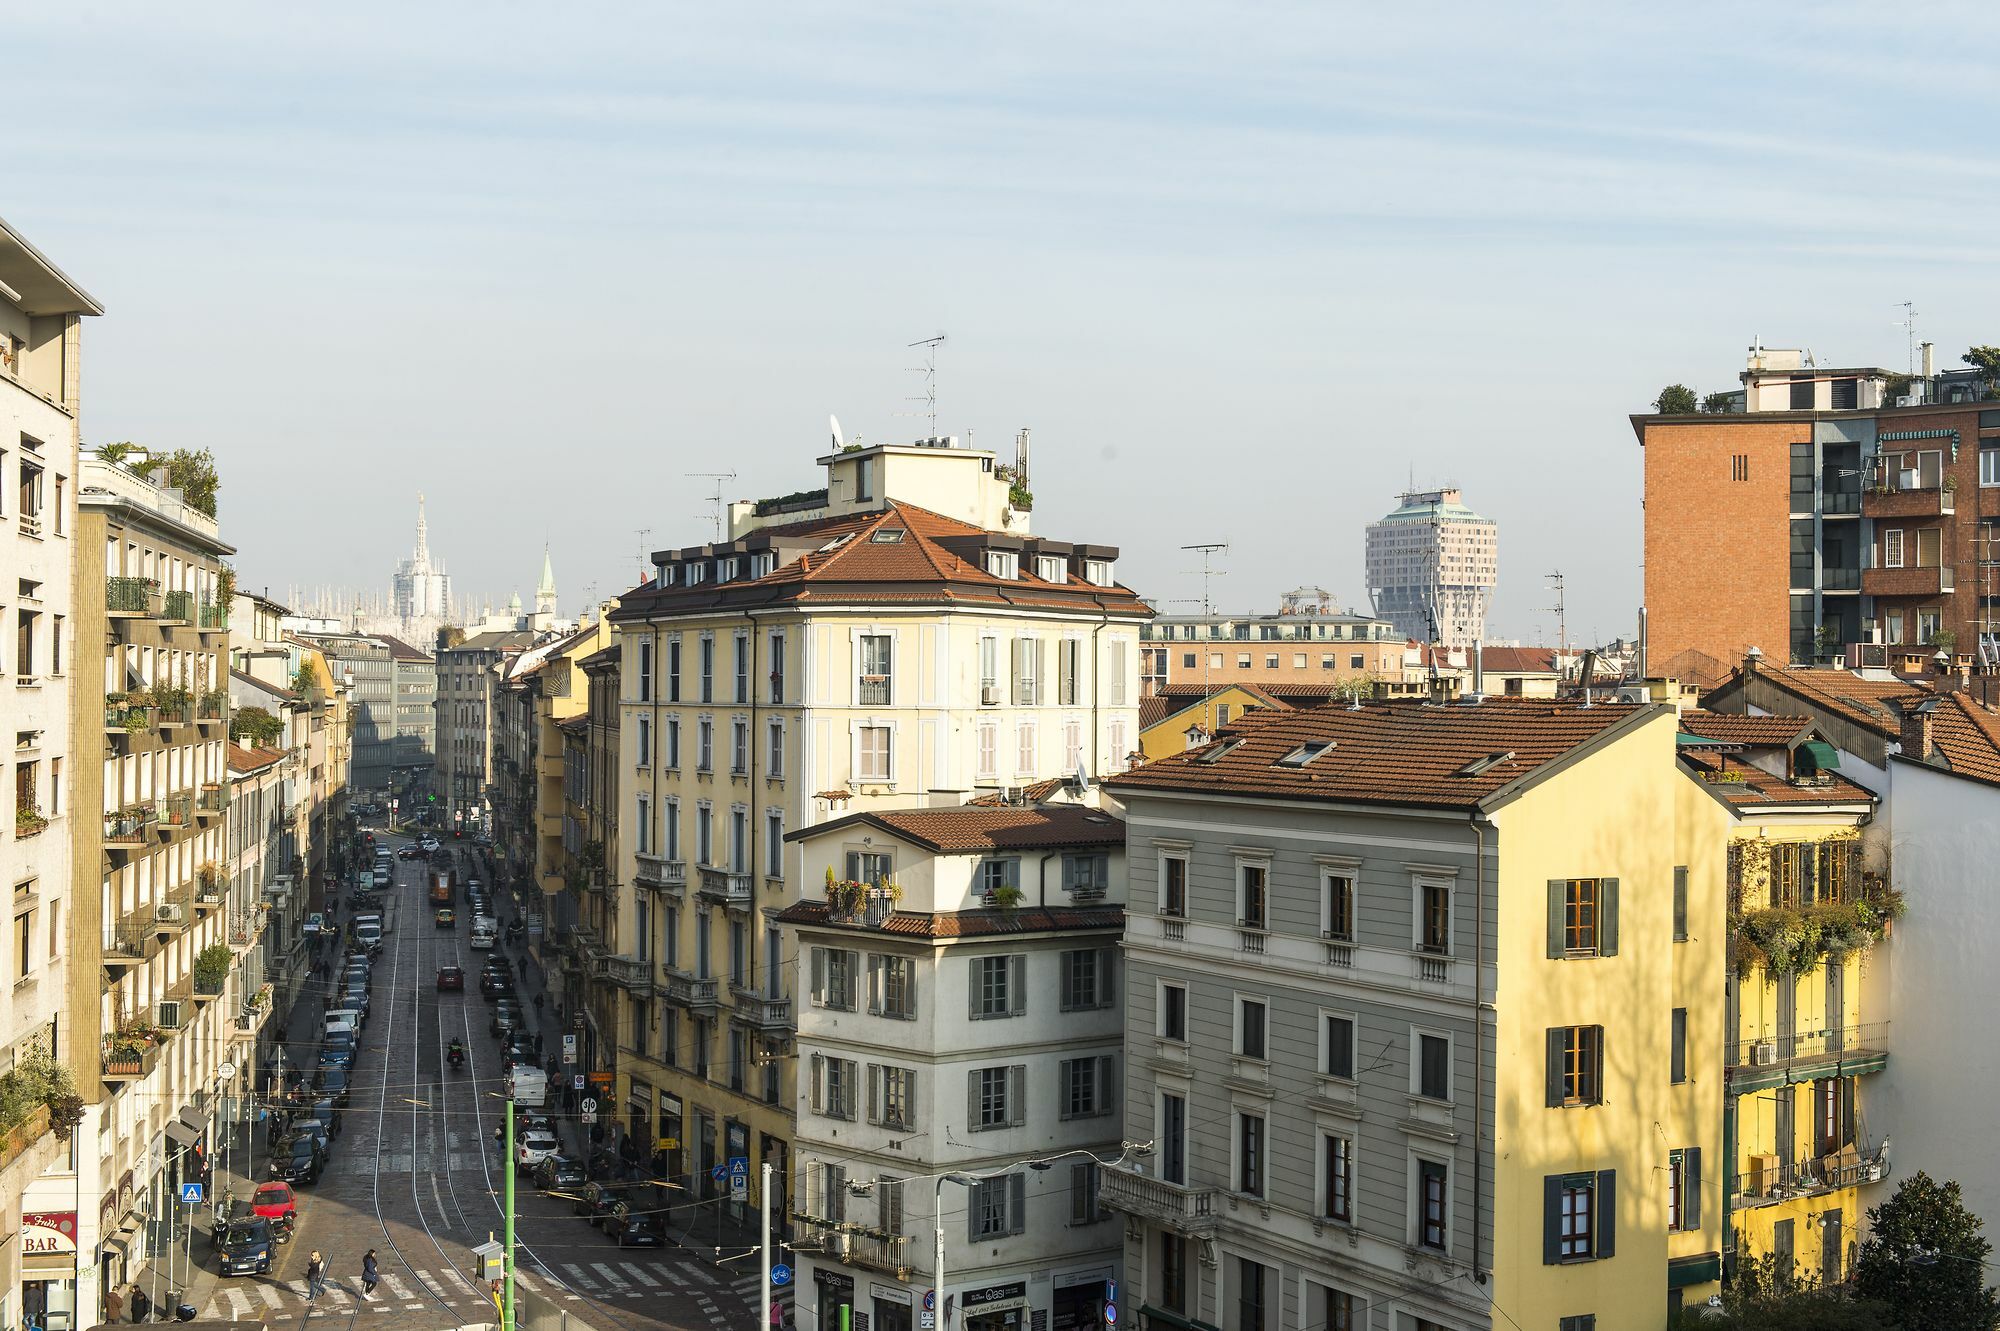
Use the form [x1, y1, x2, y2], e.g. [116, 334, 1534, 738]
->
[392, 494, 452, 626]
[0, 213, 100, 1331]
[292, 633, 392, 796]
[601, 438, 1148, 1240]
[1363, 489, 1498, 649]
[1139, 590, 1405, 698]
[780, 802, 1129, 1331]
[379, 636, 437, 804]
[434, 629, 537, 834]
[1103, 701, 1724, 1331]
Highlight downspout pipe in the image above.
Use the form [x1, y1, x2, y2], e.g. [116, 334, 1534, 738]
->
[1468, 809, 1492, 1284]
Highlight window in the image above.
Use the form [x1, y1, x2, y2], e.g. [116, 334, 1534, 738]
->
[1323, 871, 1354, 940]
[812, 1055, 857, 1120]
[1159, 983, 1187, 1041]
[637, 639, 653, 701]
[811, 947, 857, 1011]
[1315, 1286, 1360, 1331]
[846, 851, 892, 885]
[857, 725, 892, 782]
[1731, 453, 1750, 482]
[968, 1173, 1026, 1238]
[635, 795, 652, 855]
[1984, 449, 2000, 488]
[972, 954, 1023, 1018]
[699, 636, 714, 702]
[1057, 638, 1083, 705]
[1059, 947, 1111, 1010]
[1235, 1257, 1265, 1331]
[1015, 722, 1036, 773]
[1085, 559, 1114, 587]
[1418, 1159, 1449, 1251]
[663, 800, 681, 862]
[1671, 1008, 1688, 1085]
[665, 717, 680, 768]
[1159, 1093, 1187, 1186]
[816, 1161, 847, 1223]
[868, 1064, 916, 1130]
[765, 810, 783, 877]
[972, 1065, 1023, 1130]
[767, 719, 784, 778]
[697, 718, 713, 772]
[1012, 637, 1041, 705]
[1883, 528, 1905, 568]
[975, 724, 998, 780]
[1239, 861, 1268, 929]
[1324, 1014, 1355, 1079]
[1068, 1161, 1103, 1225]
[1237, 999, 1267, 1060]
[858, 634, 892, 704]
[1667, 1148, 1702, 1232]
[1108, 639, 1127, 705]
[1673, 866, 1688, 941]
[1158, 855, 1189, 918]
[1548, 877, 1619, 958]
[1059, 1056, 1115, 1118]
[868, 954, 916, 1019]
[1159, 1234, 1188, 1312]
[1062, 719, 1083, 768]
[1559, 1318, 1597, 1331]
[976, 857, 1019, 899]
[1237, 1112, 1264, 1195]
[733, 633, 749, 702]
[1416, 1032, 1450, 1101]
[1546, 1025, 1604, 1106]
[1183, 652, 1197, 669]
[1321, 1134, 1353, 1222]
[1546, 1171, 1616, 1263]
[984, 550, 1019, 580]
[1036, 554, 1066, 583]
[1063, 853, 1109, 895]
[1418, 880, 1451, 955]
[731, 719, 748, 774]
[636, 715, 652, 767]
[667, 637, 682, 701]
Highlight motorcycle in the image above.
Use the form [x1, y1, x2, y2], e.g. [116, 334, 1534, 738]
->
[448, 1045, 466, 1071]
[271, 1213, 296, 1245]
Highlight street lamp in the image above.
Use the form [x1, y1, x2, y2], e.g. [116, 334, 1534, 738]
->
[934, 1172, 984, 1331]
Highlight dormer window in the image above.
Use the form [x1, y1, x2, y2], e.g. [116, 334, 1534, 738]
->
[871, 529, 907, 543]
[657, 565, 675, 589]
[1275, 740, 1334, 768]
[686, 562, 706, 586]
[1035, 555, 1066, 583]
[719, 557, 740, 582]
[985, 551, 1019, 580]
[749, 552, 774, 578]
[1085, 559, 1115, 587]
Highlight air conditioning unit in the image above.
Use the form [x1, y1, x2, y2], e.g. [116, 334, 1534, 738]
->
[980, 685, 1001, 705]
[157, 999, 186, 1030]
[831, 1233, 854, 1261]
[1748, 1040, 1779, 1066]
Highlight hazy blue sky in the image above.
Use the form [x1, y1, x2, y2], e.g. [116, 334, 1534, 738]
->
[8, 3, 1997, 642]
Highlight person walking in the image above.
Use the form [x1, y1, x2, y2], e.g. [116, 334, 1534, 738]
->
[128, 1287, 150, 1324]
[102, 1288, 123, 1326]
[306, 1250, 328, 1300]
[361, 1249, 380, 1299]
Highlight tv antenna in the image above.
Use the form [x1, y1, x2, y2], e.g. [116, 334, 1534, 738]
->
[635, 528, 653, 581]
[904, 333, 946, 438]
[1180, 542, 1229, 615]
[1544, 571, 1568, 661]
[1895, 301, 1919, 378]
[686, 473, 737, 542]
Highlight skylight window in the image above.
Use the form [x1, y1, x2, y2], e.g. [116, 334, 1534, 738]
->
[1190, 739, 1244, 765]
[871, 529, 907, 543]
[1275, 740, 1335, 768]
[1454, 750, 1516, 777]
[817, 532, 857, 554]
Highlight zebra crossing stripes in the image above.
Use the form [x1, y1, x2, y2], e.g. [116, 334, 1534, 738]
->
[199, 1258, 764, 1321]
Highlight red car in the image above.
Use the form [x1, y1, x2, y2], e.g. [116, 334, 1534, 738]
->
[436, 965, 465, 992]
[251, 1181, 296, 1224]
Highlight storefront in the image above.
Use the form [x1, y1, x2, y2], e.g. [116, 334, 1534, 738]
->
[869, 1283, 913, 1331]
[1051, 1272, 1113, 1331]
[21, 1212, 79, 1331]
[960, 1280, 1029, 1331]
[657, 1094, 684, 1187]
[813, 1268, 854, 1331]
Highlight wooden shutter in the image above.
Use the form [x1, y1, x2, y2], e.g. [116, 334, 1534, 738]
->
[1543, 1174, 1563, 1264]
[1595, 1170, 1617, 1257]
[1098, 947, 1117, 1008]
[968, 958, 984, 1020]
[1685, 1148, 1702, 1229]
[811, 947, 827, 1004]
[866, 1064, 882, 1124]
[1009, 955, 1027, 1015]
[966, 1180, 983, 1244]
[1547, 881, 1566, 958]
[1671, 1009, 1687, 1084]
[1008, 1172, 1028, 1235]
[967, 1069, 982, 1130]
[1546, 1028, 1566, 1107]
[808, 1053, 824, 1113]
[1600, 878, 1620, 956]
[1591, 1026, 1605, 1103]
[1098, 1055, 1118, 1115]
[1008, 1064, 1027, 1126]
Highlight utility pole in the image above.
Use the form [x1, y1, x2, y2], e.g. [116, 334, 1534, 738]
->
[759, 1161, 772, 1331]
[1545, 571, 1568, 668]
[504, 1098, 516, 1331]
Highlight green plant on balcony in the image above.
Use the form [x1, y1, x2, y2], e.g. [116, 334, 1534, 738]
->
[15, 805, 48, 837]
[152, 684, 191, 715]
[193, 943, 232, 994]
[824, 867, 866, 916]
[0, 1054, 85, 1141]
[1735, 884, 1906, 978]
[1007, 482, 1034, 512]
[990, 884, 1024, 909]
[197, 861, 221, 890]
[1929, 629, 1958, 655]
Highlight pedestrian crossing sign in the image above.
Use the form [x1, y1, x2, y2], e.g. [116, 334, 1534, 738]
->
[178, 1183, 203, 1205]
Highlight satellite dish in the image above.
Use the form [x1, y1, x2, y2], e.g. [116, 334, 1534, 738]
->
[829, 415, 845, 449]
[1073, 760, 1091, 793]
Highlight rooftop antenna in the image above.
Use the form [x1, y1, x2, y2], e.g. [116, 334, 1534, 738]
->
[1896, 301, 1919, 379]
[685, 473, 736, 542]
[635, 529, 652, 581]
[1181, 542, 1229, 733]
[904, 333, 946, 438]
[1544, 570, 1568, 666]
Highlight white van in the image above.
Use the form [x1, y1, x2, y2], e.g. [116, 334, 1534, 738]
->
[508, 1066, 548, 1108]
[323, 1012, 361, 1040]
[354, 916, 384, 951]
[469, 918, 497, 949]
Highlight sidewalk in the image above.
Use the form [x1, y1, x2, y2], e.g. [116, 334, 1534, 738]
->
[125, 1116, 269, 1319]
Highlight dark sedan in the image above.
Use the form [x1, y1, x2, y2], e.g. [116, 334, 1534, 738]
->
[313, 1066, 351, 1105]
[437, 965, 465, 992]
[605, 1214, 663, 1247]
[216, 1217, 275, 1275]
[572, 1181, 635, 1226]
[533, 1155, 587, 1192]
[268, 1136, 326, 1185]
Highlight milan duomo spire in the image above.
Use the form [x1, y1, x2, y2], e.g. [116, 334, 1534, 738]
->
[535, 544, 558, 618]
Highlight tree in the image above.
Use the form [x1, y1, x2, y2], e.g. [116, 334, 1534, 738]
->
[1854, 1171, 2000, 1330]
[1963, 347, 2000, 398]
[1703, 391, 1740, 413]
[1669, 1248, 1897, 1330]
[439, 625, 467, 650]
[1655, 383, 1700, 413]
[165, 448, 220, 516]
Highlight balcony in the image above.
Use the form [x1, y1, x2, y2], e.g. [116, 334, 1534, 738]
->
[156, 793, 194, 835]
[1731, 1142, 1890, 1211]
[157, 975, 195, 1029]
[103, 806, 156, 847]
[196, 692, 227, 725]
[1726, 1022, 1890, 1095]
[733, 988, 795, 1034]
[105, 577, 160, 618]
[161, 590, 194, 624]
[698, 868, 753, 908]
[194, 970, 226, 1003]
[197, 601, 229, 632]
[603, 955, 653, 994]
[1863, 484, 1954, 520]
[793, 1219, 909, 1279]
[633, 851, 686, 891]
[193, 877, 225, 912]
[197, 785, 229, 818]
[105, 698, 155, 736]
[1863, 564, 1953, 598]
[1099, 1161, 1218, 1236]
[101, 1038, 165, 1082]
[157, 697, 196, 729]
[154, 898, 190, 934]
[101, 920, 160, 968]
[659, 968, 722, 1011]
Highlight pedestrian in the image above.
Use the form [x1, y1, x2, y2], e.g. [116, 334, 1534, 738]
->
[306, 1250, 328, 1300]
[532, 992, 544, 1015]
[103, 1288, 123, 1325]
[129, 1287, 150, 1324]
[362, 1249, 380, 1298]
[493, 1124, 504, 1151]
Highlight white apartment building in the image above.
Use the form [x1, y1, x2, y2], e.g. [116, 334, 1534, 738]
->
[1363, 488, 1498, 649]
[780, 800, 1129, 1331]
[0, 215, 101, 1331]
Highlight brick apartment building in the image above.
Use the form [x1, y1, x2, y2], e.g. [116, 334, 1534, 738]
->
[1636, 344, 2000, 687]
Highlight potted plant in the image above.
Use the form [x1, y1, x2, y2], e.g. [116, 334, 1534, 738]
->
[15, 806, 48, 837]
[193, 943, 232, 995]
[990, 884, 1024, 910]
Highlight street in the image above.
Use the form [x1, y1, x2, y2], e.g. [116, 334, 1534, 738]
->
[183, 832, 766, 1331]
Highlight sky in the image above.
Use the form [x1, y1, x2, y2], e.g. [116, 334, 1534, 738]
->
[8, 2, 2000, 642]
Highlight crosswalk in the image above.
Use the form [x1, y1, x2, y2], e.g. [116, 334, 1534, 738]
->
[197, 1259, 762, 1321]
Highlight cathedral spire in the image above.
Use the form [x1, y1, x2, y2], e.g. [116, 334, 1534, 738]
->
[535, 544, 558, 617]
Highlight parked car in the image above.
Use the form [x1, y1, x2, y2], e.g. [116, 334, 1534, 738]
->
[314, 1066, 351, 1106]
[489, 1003, 524, 1040]
[250, 1181, 296, 1226]
[481, 973, 516, 1001]
[436, 964, 465, 992]
[515, 1130, 560, 1172]
[216, 1217, 275, 1275]
[533, 1155, 587, 1192]
[573, 1181, 634, 1226]
[605, 1214, 663, 1248]
[269, 1135, 326, 1185]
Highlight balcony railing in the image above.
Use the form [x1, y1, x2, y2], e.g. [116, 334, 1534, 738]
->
[1863, 564, 1954, 598]
[158, 793, 194, 831]
[104, 805, 156, 845]
[1862, 485, 1954, 520]
[101, 920, 160, 966]
[161, 590, 195, 623]
[196, 693, 227, 723]
[105, 577, 159, 617]
[198, 785, 229, 816]
[732, 989, 795, 1034]
[792, 1219, 910, 1278]
[105, 699, 156, 735]
[193, 878, 225, 910]
[1731, 1142, 1890, 1210]
[603, 955, 653, 994]
[1726, 1021, 1890, 1093]
[101, 1039, 165, 1081]
[1099, 1161, 1218, 1236]
[633, 851, 686, 890]
[858, 676, 891, 705]
[198, 601, 229, 630]
[698, 868, 753, 906]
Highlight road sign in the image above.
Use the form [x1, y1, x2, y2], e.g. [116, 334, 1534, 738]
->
[923, 1291, 936, 1312]
[1105, 1283, 1117, 1305]
[178, 1183, 203, 1205]
[581, 1097, 598, 1113]
[731, 1174, 747, 1199]
[711, 1163, 729, 1182]
[572, 1074, 585, 1090]
[580, 1111, 597, 1125]
[728, 1154, 750, 1171]
[919, 1314, 935, 1329]
[771, 1264, 793, 1287]
[563, 1035, 578, 1053]
[1105, 1306, 1117, 1326]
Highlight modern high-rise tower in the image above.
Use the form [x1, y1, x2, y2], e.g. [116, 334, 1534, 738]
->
[1364, 487, 1498, 647]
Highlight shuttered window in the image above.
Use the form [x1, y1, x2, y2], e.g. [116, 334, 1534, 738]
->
[1543, 1170, 1617, 1263]
[1547, 878, 1619, 957]
[970, 955, 1026, 1019]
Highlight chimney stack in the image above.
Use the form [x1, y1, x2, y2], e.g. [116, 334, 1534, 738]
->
[1901, 698, 1939, 760]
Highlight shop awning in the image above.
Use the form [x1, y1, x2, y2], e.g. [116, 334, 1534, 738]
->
[163, 1119, 201, 1149]
[1801, 739, 1842, 772]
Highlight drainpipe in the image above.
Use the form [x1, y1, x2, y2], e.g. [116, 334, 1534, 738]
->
[1467, 810, 1492, 1284]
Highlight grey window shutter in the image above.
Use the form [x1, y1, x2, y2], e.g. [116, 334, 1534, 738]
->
[1543, 1174, 1562, 1264]
[1545, 1028, 1565, 1107]
[967, 1183, 982, 1244]
[1099, 947, 1116, 1008]
[811, 947, 827, 1002]
[1009, 1064, 1026, 1126]
[1592, 1026, 1605, 1102]
[1686, 1148, 1702, 1229]
[1672, 867, 1689, 940]
[809, 1053, 823, 1113]
[968, 959, 983, 1020]
[1099, 1055, 1118, 1115]
[1009, 1172, 1028, 1235]
[967, 1069, 981, 1130]
[1595, 1169, 1617, 1257]
[867, 1064, 881, 1124]
[1009, 955, 1026, 1015]
[1600, 878, 1620, 956]
[1547, 881, 1566, 958]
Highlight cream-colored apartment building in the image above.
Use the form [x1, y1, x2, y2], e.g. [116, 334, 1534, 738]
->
[0, 216, 100, 1331]
[598, 440, 1148, 1229]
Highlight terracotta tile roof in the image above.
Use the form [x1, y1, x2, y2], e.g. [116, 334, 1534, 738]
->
[1138, 695, 1174, 730]
[1105, 698, 1655, 812]
[1478, 646, 1560, 674]
[613, 500, 1151, 621]
[1676, 710, 1814, 748]
[789, 804, 1122, 853]
[964, 777, 1072, 807]
[1915, 691, 2000, 786]
[227, 742, 286, 774]
[371, 634, 433, 662]
[1719, 666, 1932, 737]
[1677, 750, 1877, 807]
[775, 901, 1124, 939]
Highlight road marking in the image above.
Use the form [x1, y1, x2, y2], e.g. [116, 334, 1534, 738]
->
[440, 1265, 483, 1296]
[259, 1283, 286, 1308]
[684, 1264, 720, 1287]
[382, 1273, 416, 1302]
[591, 1263, 633, 1292]
[558, 1263, 599, 1293]
[626, 1265, 662, 1288]
[657, 1265, 692, 1289]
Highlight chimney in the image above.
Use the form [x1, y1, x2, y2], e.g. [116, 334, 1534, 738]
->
[1922, 341, 1936, 383]
[1901, 698, 1938, 760]
[1637, 606, 1649, 680]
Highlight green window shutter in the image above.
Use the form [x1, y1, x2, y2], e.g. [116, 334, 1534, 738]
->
[1671, 1009, 1687, 1085]
[1596, 1169, 1617, 1258]
[1591, 1026, 1605, 1102]
[966, 1069, 981, 1130]
[968, 958, 983, 1020]
[1686, 1147, 1702, 1229]
[1547, 881, 1566, 958]
[1008, 1172, 1028, 1236]
[1545, 1028, 1565, 1107]
[1543, 1174, 1563, 1264]
[1600, 878, 1620, 956]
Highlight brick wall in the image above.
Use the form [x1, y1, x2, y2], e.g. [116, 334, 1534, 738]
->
[1873, 409, 1983, 651]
